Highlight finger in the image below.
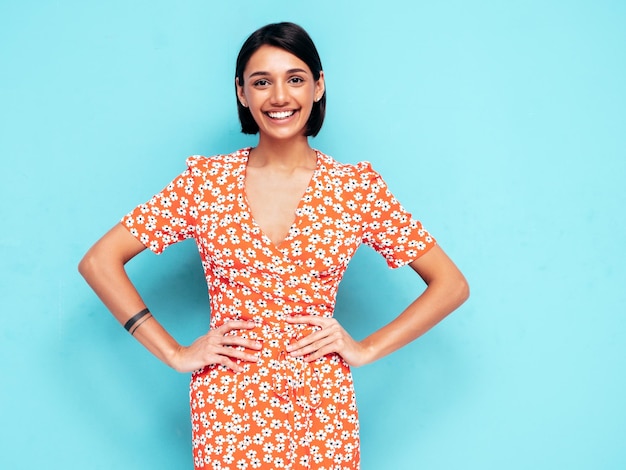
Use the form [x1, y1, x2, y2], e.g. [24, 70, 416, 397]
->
[216, 355, 245, 373]
[221, 336, 263, 350]
[303, 345, 335, 362]
[288, 333, 338, 357]
[286, 330, 326, 353]
[285, 320, 340, 352]
[285, 315, 309, 323]
[218, 320, 256, 332]
[303, 336, 349, 362]
[285, 315, 328, 326]
[210, 345, 260, 364]
[221, 348, 261, 363]
[288, 342, 322, 357]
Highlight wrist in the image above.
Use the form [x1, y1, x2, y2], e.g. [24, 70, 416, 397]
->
[164, 344, 186, 372]
[129, 316, 184, 370]
[355, 340, 378, 367]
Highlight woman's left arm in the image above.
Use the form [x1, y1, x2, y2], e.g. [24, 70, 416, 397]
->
[286, 245, 469, 366]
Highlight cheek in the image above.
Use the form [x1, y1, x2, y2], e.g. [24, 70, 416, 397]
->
[299, 88, 316, 105]
[248, 90, 269, 107]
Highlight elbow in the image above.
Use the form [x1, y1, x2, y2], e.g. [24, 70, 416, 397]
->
[78, 250, 95, 280]
[454, 273, 470, 307]
[460, 276, 470, 304]
[78, 248, 104, 283]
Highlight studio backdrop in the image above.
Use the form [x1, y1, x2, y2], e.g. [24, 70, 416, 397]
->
[1, 1, 625, 469]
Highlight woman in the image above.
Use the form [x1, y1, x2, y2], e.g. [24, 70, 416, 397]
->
[79, 22, 469, 470]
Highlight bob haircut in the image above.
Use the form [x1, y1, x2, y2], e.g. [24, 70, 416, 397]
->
[235, 22, 326, 137]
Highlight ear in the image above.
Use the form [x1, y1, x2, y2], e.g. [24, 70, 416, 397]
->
[314, 71, 325, 102]
[236, 77, 248, 107]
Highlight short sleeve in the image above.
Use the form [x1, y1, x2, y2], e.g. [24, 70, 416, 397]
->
[121, 156, 206, 254]
[357, 162, 436, 268]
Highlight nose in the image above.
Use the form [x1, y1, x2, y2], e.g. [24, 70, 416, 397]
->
[270, 81, 288, 105]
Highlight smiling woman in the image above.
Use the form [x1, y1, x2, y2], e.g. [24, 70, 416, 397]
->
[235, 22, 326, 138]
[78, 22, 469, 470]
[236, 45, 325, 159]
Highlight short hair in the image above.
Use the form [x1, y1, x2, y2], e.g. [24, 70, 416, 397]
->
[235, 22, 326, 137]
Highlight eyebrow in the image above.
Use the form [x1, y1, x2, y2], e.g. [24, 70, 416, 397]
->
[247, 68, 309, 79]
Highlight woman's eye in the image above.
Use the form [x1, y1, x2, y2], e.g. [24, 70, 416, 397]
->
[253, 79, 270, 87]
[289, 76, 304, 84]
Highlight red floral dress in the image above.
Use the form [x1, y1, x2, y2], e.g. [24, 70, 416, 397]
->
[122, 148, 436, 469]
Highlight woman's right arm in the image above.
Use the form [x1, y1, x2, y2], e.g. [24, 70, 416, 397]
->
[78, 223, 261, 373]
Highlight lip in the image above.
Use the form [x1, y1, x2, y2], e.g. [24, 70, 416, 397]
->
[264, 109, 298, 121]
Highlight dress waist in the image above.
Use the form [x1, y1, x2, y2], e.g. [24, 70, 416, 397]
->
[222, 319, 321, 347]
[213, 320, 327, 411]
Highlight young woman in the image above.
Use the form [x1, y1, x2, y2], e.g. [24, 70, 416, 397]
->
[79, 22, 469, 470]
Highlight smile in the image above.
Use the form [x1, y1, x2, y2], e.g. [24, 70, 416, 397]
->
[266, 110, 296, 120]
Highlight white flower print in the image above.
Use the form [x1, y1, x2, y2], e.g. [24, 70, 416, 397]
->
[122, 149, 435, 469]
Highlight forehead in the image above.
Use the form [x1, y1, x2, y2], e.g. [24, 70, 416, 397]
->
[244, 45, 312, 76]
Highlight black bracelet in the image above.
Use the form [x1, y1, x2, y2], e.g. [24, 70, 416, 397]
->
[129, 313, 152, 336]
[124, 308, 150, 333]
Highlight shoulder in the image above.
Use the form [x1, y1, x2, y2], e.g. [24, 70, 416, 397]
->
[316, 149, 383, 186]
[185, 148, 250, 174]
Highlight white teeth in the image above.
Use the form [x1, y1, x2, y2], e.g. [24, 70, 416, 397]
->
[267, 110, 295, 119]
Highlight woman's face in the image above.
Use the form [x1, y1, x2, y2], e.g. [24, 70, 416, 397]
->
[237, 45, 325, 142]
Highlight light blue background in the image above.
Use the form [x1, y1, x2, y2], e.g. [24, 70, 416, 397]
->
[1, 1, 625, 469]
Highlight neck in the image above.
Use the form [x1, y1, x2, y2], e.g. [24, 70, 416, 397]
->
[250, 135, 314, 169]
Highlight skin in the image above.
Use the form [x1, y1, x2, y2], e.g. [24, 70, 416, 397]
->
[237, 45, 325, 247]
[78, 44, 469, 374]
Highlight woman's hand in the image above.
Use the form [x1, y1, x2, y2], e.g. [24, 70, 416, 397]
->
[169, 321, 262, 373]
[285, 316, 371, 367]
[284, 246, 468, 369]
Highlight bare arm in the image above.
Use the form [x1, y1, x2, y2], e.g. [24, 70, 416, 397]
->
[286, 245, 469, 366]
[78, 223, 261, 372]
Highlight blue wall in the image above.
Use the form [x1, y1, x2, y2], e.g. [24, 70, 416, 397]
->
[1, 1, 625, 468]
